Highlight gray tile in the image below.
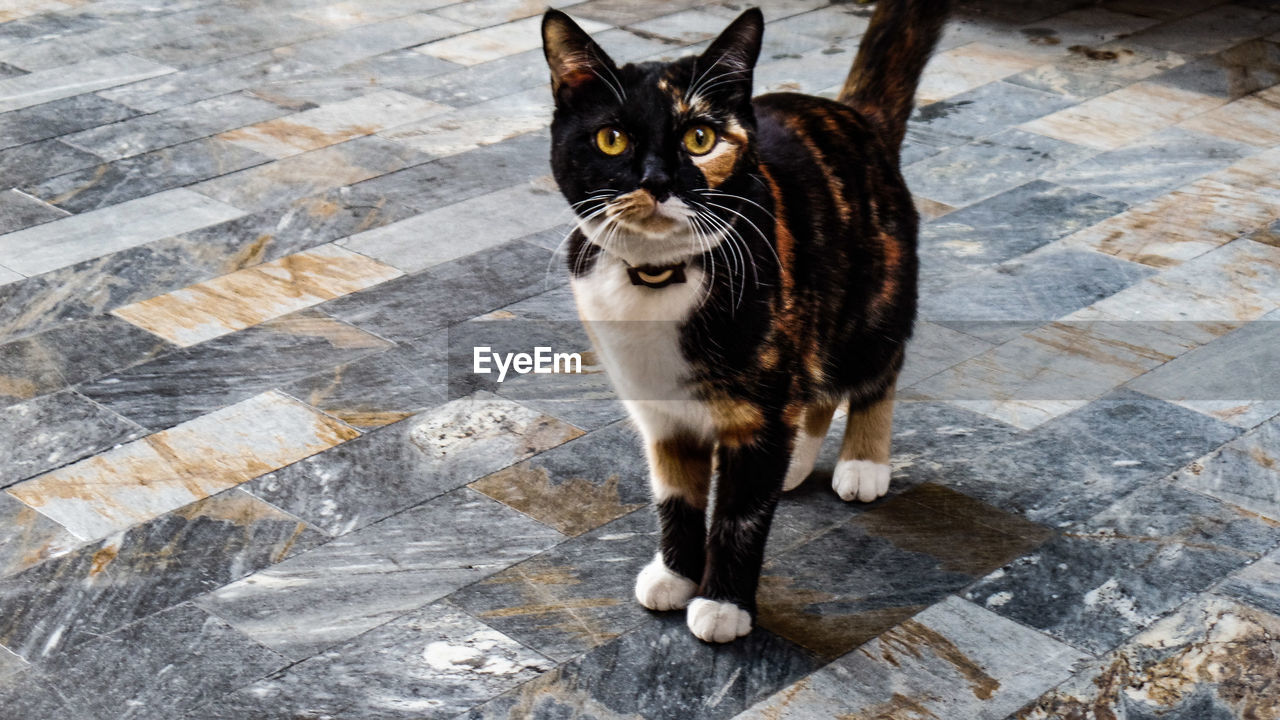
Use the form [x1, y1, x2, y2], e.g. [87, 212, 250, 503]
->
[965, 481, 1280, 655]
[0, 644, 24, 680]
[244, 392, 583, 535]
[0, 94, 140, 150]
[1173, 413, 1280, 521]
[0, 314, 174, 405]
[0, 492, 79, 581]
[1219, 547, 1280, 616]
[906, 81, 1077, 146]
[132, 15, 327, 70]
[1127, 3, 1280, 55]
[0, 390, 143, 487]
[22, 137, 271, 214]
[78, 311, 392, 431]
[1148, 37, 1280, 99]
[322, 240, 558, 342]
[278, 13, 469, 69]
[905, 130, 1100, 207]
[0, 489, 326, 662]
[463, 614, 817, 720]
[195, 488, 564, 659]
[739, 596, 1090, 720]
[0, 189, 67, 235]
[35, 603, 288, 720]
[1043, 126, 1257, 205]
[98, 50, 320, 113]
[61, 91, 292, 161]
[0, 53, 174, 113]
[186, 600, 552, 720]
[919, 180, 1128, 269]
[250, 47, 460, 107]
[899, 321, 996, 387]
[0, 137, 103, 188]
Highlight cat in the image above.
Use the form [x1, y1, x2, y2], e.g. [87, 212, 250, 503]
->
[540, 0, 949, 643]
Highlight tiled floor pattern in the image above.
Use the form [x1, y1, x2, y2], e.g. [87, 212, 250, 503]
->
[2, 0, 1280, 717]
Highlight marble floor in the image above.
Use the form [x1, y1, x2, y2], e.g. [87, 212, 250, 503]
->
[2, 0, 1280, 717]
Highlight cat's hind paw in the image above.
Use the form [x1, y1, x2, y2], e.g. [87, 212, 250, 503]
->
[635, 554, 696, 611]
[687, 598, 752, 643]
[832, 459, 890, 502]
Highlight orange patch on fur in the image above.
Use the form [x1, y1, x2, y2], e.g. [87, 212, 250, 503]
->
[707, 392, 766, 448]
[651, 435, 713, 508]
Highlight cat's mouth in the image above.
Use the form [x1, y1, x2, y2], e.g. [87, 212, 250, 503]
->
[604, 189, 689, 234]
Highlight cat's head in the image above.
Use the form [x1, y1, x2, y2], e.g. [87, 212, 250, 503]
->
[541, 8, 764, 264]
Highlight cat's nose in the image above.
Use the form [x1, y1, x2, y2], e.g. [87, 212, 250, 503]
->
[639, 158, 671, 202]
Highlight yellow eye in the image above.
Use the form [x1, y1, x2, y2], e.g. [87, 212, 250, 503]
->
[595, 127, 629, 156]
[683, 125, 717, 155]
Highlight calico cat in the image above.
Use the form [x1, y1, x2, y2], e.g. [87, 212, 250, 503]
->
[540, 0, 949, 643]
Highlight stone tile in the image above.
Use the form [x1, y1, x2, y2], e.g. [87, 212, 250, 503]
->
[909, 80, 1077, 147]
[1173, 413, 1280, 521]
[1014, 594, 1280, 719]
[61, 91, 292, 161]
[247, 48, 460, 108]
[920, 246, 1155, 337]
[904, 129, 1099, 207]
[8, 389, 358, 540]
[0, 390, 143, 488]
[0, 53, 173, 112]
[342, 129, 551, 213]
[740, 596, 1090, 720]
[111, 243, 403, 347]
[289, 0, 457, 29]
[98, 50, 319, 113]
[1220, 547, 1280, 616]
[417, 14, 608, 66]
[0, 188, 245, 277]
[434, 0, 587, 27]
[133, 14, 327, 70]
[0, 492, 78, 580]
[937, 389, 1241, 527]
[0, 136, 104, 188]
[379, 86, 550, 158]
[1127, 3, 1280, 55]
[0, 189, 67, 235]
[25, 603, 287, 720]
[196, 488, 562, 659]
[470, 614, 817, 719]
[0, 644, 23, 680]
[0, 314, 174, 404]
[186, 600, 552, 720]
[569, 0, 705, 26]
[1007, 41, 1188, 100]
[1043, 126, 1256, 205]
[0, 266, 19, 286]
[965, 479, 1280, 655]
[470, 421, 649, 537]
[919, 180, 1128, 270]
[244, 392, 583, 535]
[275, 13, 471, 70]
[449, 508, 657, 662]
[1150, 38, 1280, 99]
[0, 488, 326, 661]
[626, 8, 736, 45]
[218, 90, 450, 158]
[23, 137, 271, 214]
[1179, 87, 1280, 147]
[78, 312, 391, 430]
[1022, 80, 1226, 150]
[342, 177, 568, 272]
[191, 135, 426, 212]
[0, 190, 415, 342]
[322, 240, 556, 341]
[759, 484, 1050, 660]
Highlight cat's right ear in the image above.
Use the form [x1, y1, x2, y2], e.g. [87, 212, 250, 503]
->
[542, 10, 620, 101]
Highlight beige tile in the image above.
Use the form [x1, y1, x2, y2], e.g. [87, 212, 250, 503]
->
[1063, 179, 1280, 267]
[112, 244, 402, 346]
[917, 42, 1042, 104]
[290, 0, 456, 29]
[219, 90, 450, 158]
[415, 15, 609, 66]
[914, 195, 956, 221]
[1179, 91, 1280, 147]
[7, 391, 359, 541]
[1021, 81, 1225, 150]
[379, 86, 551, 158]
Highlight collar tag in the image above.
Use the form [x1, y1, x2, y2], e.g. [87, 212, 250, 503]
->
[627, 262, 687, 288]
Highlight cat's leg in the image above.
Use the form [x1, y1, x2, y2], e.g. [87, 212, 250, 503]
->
[635, 434, 712, 612]
[688, 424, 790, 642]
[782, 398, 840, 491]
[832, 384, 895, 502]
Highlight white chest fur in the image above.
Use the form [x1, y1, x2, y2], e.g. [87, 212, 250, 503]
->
[572, 254, 716, 441]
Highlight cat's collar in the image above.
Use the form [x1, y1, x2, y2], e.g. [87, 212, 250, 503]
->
[626, 262, 687, 289]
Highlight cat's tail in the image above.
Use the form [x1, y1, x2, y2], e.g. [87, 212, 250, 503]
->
[837, 0, 950, 150]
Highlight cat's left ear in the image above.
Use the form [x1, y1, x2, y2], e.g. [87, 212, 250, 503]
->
[542, 10, 620, 100]
[696, 8, 764, 93]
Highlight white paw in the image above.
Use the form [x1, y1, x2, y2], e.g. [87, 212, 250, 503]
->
[832, 459, 891, 502]
[635, 554, 696, 611]
[686, 598, 752, 643]
[783, 432, 824, 491]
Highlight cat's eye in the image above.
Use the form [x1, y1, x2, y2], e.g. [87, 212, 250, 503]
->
[595, 127, 629, 156]
[683, 125, 717, 155]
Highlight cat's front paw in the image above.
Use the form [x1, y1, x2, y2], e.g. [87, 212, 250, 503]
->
[635, 554, 696, 611]
[832, 459, 890, 502]
[687, 598, 752, 643]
